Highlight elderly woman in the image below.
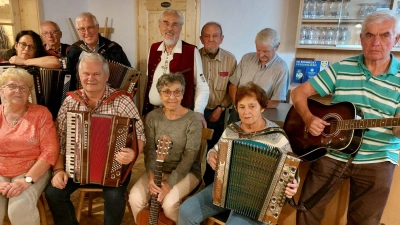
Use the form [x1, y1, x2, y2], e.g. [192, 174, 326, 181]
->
[179, 82, 299, 225]
[129, 73, 202, 223]
[0, 30, 60, 68]
[0, 68, 59, 225]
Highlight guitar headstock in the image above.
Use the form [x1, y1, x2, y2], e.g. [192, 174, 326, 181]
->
[156, 135, 172, 162]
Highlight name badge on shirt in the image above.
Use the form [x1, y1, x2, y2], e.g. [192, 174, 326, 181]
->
[220, 71, 229, 77]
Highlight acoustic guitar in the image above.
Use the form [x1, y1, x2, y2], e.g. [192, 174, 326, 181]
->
[283, 98, 400, 162]
[136, 135, 175, 225]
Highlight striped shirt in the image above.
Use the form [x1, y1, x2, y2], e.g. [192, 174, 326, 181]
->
[199, 47, 237, 109]
[56, 85, 146, 155]
[229, 53, 290, 101]
[310, 54, 400, 164]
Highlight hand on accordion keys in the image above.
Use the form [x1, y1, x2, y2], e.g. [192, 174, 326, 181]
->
[208, 151, 218, 171]
[285, 178, 299, 199]
[115, 147, 136, 165]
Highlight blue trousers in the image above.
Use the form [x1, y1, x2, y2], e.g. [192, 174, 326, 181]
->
[179, 184, 264, 225]
[44, 176, 130, 225]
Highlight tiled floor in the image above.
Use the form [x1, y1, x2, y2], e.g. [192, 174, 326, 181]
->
[4, 153, 146, 225]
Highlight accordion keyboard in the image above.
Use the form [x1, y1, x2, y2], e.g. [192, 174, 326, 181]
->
[65, 112, 78, 178]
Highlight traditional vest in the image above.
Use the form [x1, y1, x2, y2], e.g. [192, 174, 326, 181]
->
[142, 41, 196, 115]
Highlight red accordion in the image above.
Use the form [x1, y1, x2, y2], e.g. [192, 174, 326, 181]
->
[65, 111, 138, 187]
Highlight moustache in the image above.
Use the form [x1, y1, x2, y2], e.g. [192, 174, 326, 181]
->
[164, 31, 175, 36]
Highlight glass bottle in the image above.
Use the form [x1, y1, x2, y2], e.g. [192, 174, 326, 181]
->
[310, 0, 317, 19]
[299, 27, 308, 45]
[359, 3, 367, 19]
[303, 0, 310, 19]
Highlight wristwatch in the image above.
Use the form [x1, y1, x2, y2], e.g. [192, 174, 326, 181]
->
[218, 105, 226, 111]
[24, 176, 34, 184]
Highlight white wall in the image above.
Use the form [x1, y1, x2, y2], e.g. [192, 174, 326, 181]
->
[40, 0, 299, 72]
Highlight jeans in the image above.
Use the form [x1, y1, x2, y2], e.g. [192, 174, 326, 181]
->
[44, 176, 130, 225]
[296, 157, 395, 225]
[179, 184, 264, 225]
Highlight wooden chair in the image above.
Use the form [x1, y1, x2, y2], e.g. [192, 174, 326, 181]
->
[38, 194, 48, 225]
[75, 188, 132, 222]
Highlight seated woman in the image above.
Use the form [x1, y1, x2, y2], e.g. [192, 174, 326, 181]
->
[0, 30, 60, 68]
[129, 73, 202, 224]
[179, 82, 299, 225]
[0, 68, 59, 225]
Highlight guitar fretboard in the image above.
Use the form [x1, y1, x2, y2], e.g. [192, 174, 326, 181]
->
[149, 162, 163, 225]
[338, 117, 400, 130]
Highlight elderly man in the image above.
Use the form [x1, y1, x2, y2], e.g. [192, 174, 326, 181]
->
[199, 21, 236, 185]
[40, 21, 70, 60]
[44, 53, 145, 225]
[142, 9, 209, 127]
[228, 28, 290, 123]
[292, 10, 400, 225]
[67, 12, 130, 89]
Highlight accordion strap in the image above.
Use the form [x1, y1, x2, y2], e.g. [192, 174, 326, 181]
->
[67, 89, 133, 108]
[74, 40, 116, 55]
[228, 123, 289, 139]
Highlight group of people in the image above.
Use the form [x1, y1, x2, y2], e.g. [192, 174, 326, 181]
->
[0, 7, 399, 225]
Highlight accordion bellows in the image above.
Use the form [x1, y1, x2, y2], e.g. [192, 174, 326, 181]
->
[65, 111, 138, 187]
[213, 139, 300, 224]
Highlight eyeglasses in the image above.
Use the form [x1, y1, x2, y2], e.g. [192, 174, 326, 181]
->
[161, 21, 181, 29]
[17, 42, 36, 51]
[3, 84, 31, 93]
[161, 90, 183, 97]
[42, 30, 60, 37]
[77, 26, 96, 34]
[363, 32, 393, 42]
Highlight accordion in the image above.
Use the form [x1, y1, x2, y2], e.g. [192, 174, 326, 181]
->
[0, 64, 71, 120]
[213, 138, 300, 224]
[65, 111, 138, 187]
[77, 60, 140, 96]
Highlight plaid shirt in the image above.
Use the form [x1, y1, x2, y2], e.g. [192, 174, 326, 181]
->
[56, 85, 146, 155]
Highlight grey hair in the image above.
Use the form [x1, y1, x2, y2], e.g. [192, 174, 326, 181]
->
[201, 21, 223, 36]
[255, 28, 280, 48]
[0, 68, 34, 88]
[78, 53, 109, 75]
[76, 12, 99, 26]
[159, 9, 184, 25]
[156, 73, 186, 93]
[40, 21, 61, 31]
[362, 10, 400, 35]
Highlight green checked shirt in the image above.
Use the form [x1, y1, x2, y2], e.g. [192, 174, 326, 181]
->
[309, 54, 400, 164]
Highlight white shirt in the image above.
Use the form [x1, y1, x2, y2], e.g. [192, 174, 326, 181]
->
[147, 39, 209, 114]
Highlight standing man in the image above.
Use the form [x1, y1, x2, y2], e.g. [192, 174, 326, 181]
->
[142, 9, 209, 127]
[67, 12, 131, 89]
[40, 21, 70, 61]
[292, 10, 400, 225]
[228, 28, 290, 123]
[44, 53, 145, 225]
[199, 21, 236, 185]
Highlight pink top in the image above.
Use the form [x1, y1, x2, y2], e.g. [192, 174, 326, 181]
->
[0, 104, 59, 177]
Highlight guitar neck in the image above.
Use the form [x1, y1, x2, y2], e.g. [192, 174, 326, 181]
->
[149, 161, 163, 225]
[339, 117, 400, 130]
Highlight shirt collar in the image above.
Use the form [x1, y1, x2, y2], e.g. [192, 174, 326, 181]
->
[200, 47, 222, 62]
[358, 53, 398, 76]
[44, 44, 61, 52]
[157, 39, 183, 54]
[259, 54, 278, 68]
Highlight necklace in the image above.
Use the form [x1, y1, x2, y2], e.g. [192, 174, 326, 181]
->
[4, 105, 27, 126]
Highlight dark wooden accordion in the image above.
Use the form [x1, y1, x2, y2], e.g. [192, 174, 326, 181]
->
[0, 65, 71, 120]
[65, 111, 138, 187]
[213, 139, 300, 224]
[29, 67, 71, 120]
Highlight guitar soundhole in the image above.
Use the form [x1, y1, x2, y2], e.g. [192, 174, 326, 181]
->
[321, 113, 342, 137]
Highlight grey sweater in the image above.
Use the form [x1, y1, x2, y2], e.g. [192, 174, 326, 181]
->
[144, 108, 202, 187]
